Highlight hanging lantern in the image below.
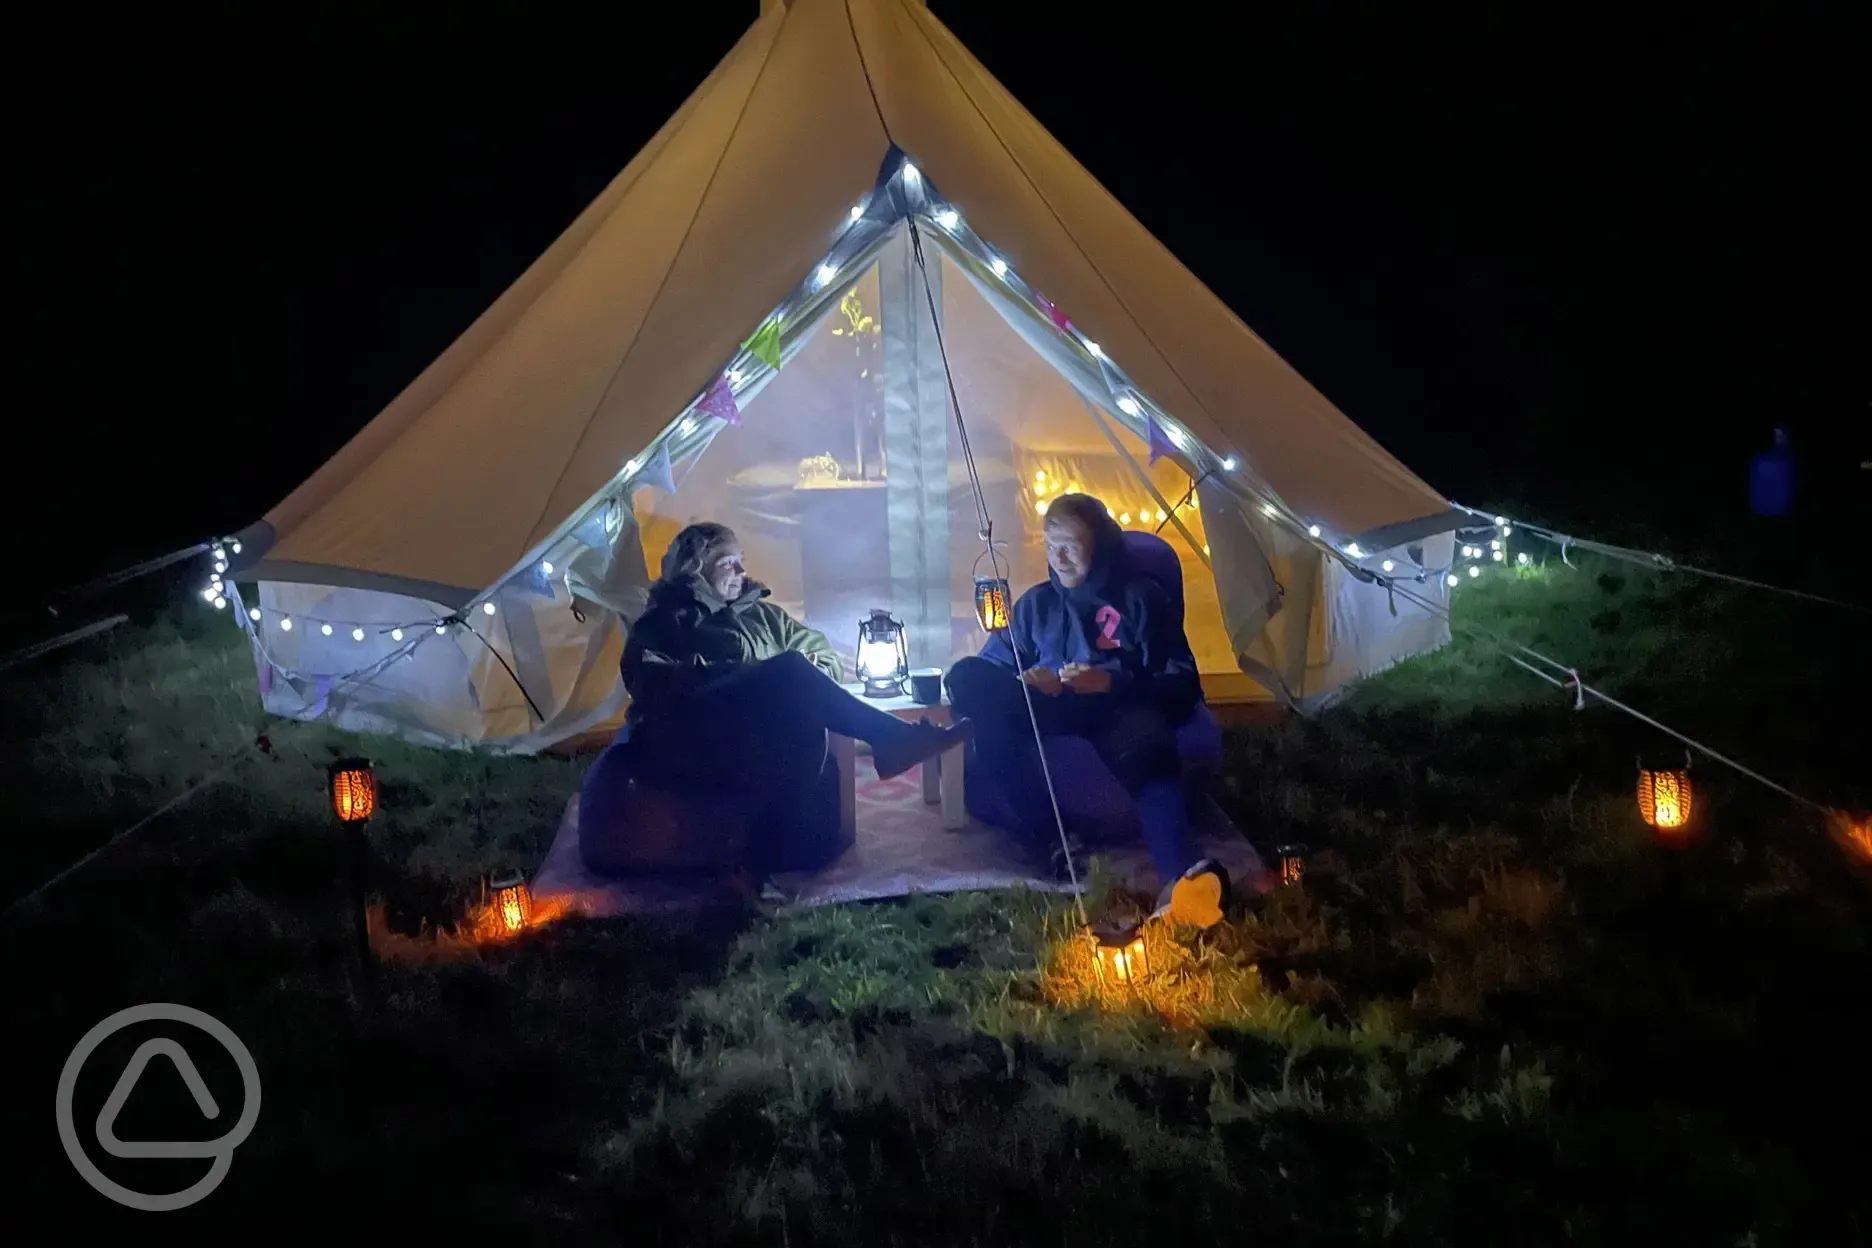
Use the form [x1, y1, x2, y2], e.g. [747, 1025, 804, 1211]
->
[1636, 759, 1693, 834]
[1088, 919, 1150, 990]
[973, 576, 1011, 631]
[327, 758, 376, 824]
[856, 608, 909, 698]
[1275, 844, 1307, 887]
[490, 873, 532, 935]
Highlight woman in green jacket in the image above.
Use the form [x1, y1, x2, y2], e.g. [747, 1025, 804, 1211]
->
[621, 522, 970, 799]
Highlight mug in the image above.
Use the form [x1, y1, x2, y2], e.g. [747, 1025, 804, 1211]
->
[909, 667, 944, 705]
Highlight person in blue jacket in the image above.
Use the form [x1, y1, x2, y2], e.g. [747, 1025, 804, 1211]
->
[945, 493, 1225, 919]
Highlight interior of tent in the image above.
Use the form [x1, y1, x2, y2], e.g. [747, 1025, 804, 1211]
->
[629, 233, 1237, 685]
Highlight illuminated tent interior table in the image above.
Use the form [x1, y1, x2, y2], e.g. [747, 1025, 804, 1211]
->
[829, 673, 966, 835]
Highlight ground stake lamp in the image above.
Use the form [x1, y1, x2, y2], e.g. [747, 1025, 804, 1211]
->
[1275, 844, 1307, 887]
[1636, 758, 1693, 837]
[1088, 919, 1150, 992]
[857, 608, 909, 698]
[327, 757, 378, 983]
[488, 872, 533, 935]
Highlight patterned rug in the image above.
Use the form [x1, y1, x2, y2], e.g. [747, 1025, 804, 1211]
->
[531, 754, 1266, 916]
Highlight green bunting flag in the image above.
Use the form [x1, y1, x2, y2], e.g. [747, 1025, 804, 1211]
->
[742, 317, 782, 371]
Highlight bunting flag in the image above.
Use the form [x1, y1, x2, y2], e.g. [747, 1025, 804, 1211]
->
[695, 373, 741, 425]
[631, 441, 677, 495]
[742, 317, 782, 370]
[1147, 415, 1176, 466]
[571, 500, 617, 550]
[1037, 292, 1071, 331]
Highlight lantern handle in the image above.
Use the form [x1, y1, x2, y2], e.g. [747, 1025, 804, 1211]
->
[970, 541, 1011, 579]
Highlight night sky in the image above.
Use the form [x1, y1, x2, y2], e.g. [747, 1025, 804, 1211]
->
[14, 2, 1863, 588]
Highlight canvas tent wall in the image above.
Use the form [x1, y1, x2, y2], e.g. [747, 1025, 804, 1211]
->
[227, 0, 1463, 752]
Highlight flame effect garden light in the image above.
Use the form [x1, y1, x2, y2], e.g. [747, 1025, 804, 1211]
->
[327, 757, 377, 988]
[1089, 919, 1150, 990]
[490, 873, 533, 935]
[1275, 844, 1307, 886]
[1637, 761, 1693, 835]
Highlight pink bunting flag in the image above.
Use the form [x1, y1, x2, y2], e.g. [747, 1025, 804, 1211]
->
[695, 374, 741, 425]
[1148, 415, 1176, 466]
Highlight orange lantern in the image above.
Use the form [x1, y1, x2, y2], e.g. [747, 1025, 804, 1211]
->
[1637, 760, 1693, 834]
[1088, 919, 1150, 989]
[327, 758, 376, 824]
[1828, 811, 1872, 865]
[1275, 844, 1306, 887]
[973, 576, 1011, 631]
[490, 873, 532, 935]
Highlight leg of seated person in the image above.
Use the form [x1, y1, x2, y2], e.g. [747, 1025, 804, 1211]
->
[945, 656, 1081, 851]
[1086, 702, 1198, 886]
[698, 651, 966, 779]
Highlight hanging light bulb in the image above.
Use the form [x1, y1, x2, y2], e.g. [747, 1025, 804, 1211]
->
[320, 623, 334, 636]
[1115, 396, 1141, 417]
[211, 546, 225, 561]
[1381, 559, 1395, 572]
[541, 560, 554, 575]
[848, 202, 864, 222]
[934, 207, 959, 230]
[1202, 544, 1211, 555]
[1489, 538, 1501, 551]
[347, 627, 362, 641]
[391, 628, 404, 641]
[1308, 525, 1322, 538]
[1154, 508, 1167, 522]
[435, 623, 448, 635]
[625, 457, 642, 475]
[815, 262, 837, 289]
[1468, 565, 1481, 579]
[1492, 549, 1505, 562]
[214, 561, 228, 574]
[990, 256, 1008, 277]
[1033, 469, 1047, 484]
[280, 617, 294, 631]
[1084, 340, 1105, 359]
[678, 416, 696, 435]
[1494, 515, 1507, 525]
[249, 607, 262, 622]
[1261, 503, 1277, 518]
[1517, 552, 1531, 566]
[201, 587, 218, 603]
[727, 368, 744, 386]
[230, 540, 242, 555]
[1221, 456, 1238, 470]
[482, 602, 497, 616]
[213, 596, 227, 610]
[902, 162, 921, 187]
[1034, 501, 1047, 515]
[210, 572, 222, 584]
[1119, 512, 1132, 524]
[1447, 573, 1459, 587]
[1345, 542, 1364, 558]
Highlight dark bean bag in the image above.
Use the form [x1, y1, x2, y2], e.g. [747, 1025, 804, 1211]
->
[577, 724, 851, 876]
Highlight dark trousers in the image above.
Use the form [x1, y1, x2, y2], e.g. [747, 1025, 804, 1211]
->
[632, 650, 919, 800]
[945, 656, 1195, 881]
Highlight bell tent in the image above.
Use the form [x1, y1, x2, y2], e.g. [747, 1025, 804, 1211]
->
[225, 0, 1465, 752]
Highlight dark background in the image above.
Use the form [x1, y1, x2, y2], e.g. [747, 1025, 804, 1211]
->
[11, 2, 1864, 591]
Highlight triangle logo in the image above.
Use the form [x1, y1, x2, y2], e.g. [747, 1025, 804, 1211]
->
[95, 1038, 225, 1159]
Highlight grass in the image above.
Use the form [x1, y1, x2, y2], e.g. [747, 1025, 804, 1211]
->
[5, 543, 1871, 1242]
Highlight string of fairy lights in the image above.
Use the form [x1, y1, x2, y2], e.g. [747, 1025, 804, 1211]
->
[196, 157, 1537, 675]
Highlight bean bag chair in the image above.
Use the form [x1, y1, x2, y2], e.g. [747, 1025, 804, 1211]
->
[964, 530, 1226, 844]
[578, 723, 852, 876]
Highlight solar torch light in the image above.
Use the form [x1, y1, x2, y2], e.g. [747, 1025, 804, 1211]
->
[327, 757, 378, 983]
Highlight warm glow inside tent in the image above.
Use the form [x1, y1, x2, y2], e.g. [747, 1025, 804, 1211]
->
[225, 0, 1463, 753]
